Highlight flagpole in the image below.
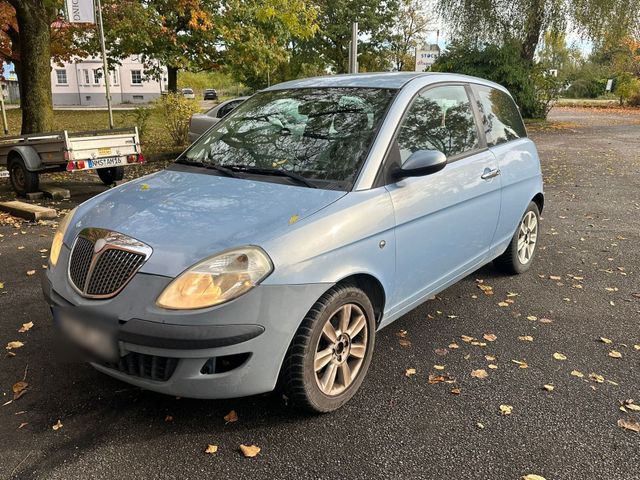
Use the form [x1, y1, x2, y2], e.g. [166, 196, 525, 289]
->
[95, 0, 113, 129]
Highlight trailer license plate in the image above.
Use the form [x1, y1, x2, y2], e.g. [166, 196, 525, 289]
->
[89, 157, 126, 169]
[98, 147, 112, 156]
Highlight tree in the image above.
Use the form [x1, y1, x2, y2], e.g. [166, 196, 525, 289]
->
[435, 0, 640, 64]
[388, 0, 433, 71]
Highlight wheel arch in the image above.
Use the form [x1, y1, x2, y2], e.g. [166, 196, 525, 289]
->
[333, 273, 386, 327]
[532, 192, 544, 213]
[7, 146, 43, 171]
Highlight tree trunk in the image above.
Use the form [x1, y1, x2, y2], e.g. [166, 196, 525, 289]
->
[521, 0, 545, 63]
[12, 1, 54, 134]
[167, 66, 178, 92]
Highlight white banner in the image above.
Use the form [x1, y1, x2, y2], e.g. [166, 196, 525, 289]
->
[66, 0, 95, 24]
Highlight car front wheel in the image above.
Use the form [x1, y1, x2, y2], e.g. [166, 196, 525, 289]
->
[280, 283, 376, 413]
[494, 201, 540, 274]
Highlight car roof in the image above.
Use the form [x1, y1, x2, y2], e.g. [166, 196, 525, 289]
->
[264, 72, 509, 94]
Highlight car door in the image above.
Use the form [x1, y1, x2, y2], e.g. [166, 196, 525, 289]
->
[384, 84, 501, 312]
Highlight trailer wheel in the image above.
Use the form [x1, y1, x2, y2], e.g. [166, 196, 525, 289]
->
[97, 167, 124, 185]
[8, 157, 39, 196]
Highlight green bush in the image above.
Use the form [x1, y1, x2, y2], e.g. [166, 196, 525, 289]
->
[614, 72, 640, 105]
[154, 93, 201, 146]
[119, 106, 153, 141]
[431, 40, 553, 119]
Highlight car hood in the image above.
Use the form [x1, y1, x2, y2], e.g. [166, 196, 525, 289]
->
[67, 169, 346, 277]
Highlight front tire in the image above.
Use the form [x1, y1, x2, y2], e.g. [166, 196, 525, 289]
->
[494, 201, 540, 274]
[97, 166, 124, 185]
[280, 283, 376, 413]
[8, 157, 39, 196]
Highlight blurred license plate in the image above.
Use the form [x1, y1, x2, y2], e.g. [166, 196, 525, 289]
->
[90, 157, 126, 169]
[55, 309, 118, 361]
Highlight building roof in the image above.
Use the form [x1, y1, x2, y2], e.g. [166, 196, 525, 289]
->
[264, 72, 508, 92]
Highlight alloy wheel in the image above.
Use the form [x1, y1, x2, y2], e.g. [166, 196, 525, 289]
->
[517, 211, 538, 264]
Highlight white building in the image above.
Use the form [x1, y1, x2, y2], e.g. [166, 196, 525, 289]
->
[50, 56, 167, 106]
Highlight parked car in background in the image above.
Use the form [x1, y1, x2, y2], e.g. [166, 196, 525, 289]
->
[188, 96, 248, 143]
[203, 89, 218, 100]
[181, 88, 195, 99]
[44, 73, 543, 413]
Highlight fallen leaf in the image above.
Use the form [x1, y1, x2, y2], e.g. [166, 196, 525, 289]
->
[617, 418, 640, 433]
[498, 302, 510, 307]
[485, 355, 496, 361]
[599, 337, 613, 344]
[499, 404, 513, 415]
[448, 342, 460, 349]
[589, 373, 605, 383]
[398, 339, 412, 348]
[12, 381, 28, 400]
[205, 444, 218, 454]
[483, 333, 497, 342]
[549, 275, 562, 281]
[539, 318, 553, 324]
[239, 444, 261, 458]
[477, 284, 494, 295]
[543, 384, 555, 392]
[634, 345, 640, 351]
[405, 368, 417, 377]
[224, 410, 238, 423]
[396, 330, 408, 338]
[140, 183, 150, 191]
[450, 387, 461, 395]
[6, 341, 24, 350]
[18, 422, 28, 429]
[553, 352, 567, 361]
[460, 335, 474, 343]
[433, 365, 445, 370]
[26, 270, 36, 276]
[164, 415, 174, 422]
[512, 360, 529, 369]
[18, 322, 34, 333]
[434, 348, 448, 356]
[52, 419, 63, 431]
[609, 350, 622, 358]
[571, 370, 584, 378]
[522, 475, 547, 480]
[488, 364, 498, 369]
[526, 315, 538, 321]
[471, 369, 488, 379]
[428, 374, 455, 384]
[518, 335, 534, 342]
[477, 422, 485, 429]
[288, 214, 300, 225]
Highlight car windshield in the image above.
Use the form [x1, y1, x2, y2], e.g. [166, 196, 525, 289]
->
[183, 89, 193, 94]
[181, 87, 396, 189]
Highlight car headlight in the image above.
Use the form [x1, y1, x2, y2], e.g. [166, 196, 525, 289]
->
[50, 207, 77, 267]
[156, 246, 273, 310]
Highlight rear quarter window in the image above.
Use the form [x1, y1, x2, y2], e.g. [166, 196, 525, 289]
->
[472, 85, 527, 147]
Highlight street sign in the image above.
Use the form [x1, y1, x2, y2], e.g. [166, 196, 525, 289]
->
[65, 0, 95, 24]
[415, 47, 440, 72]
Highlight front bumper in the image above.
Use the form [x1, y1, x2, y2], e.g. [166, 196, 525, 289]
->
[43, 245, 331, 399]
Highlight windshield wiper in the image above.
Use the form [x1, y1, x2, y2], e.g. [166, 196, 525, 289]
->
[175, 159, 240, 178]
[227, 165, 317, 189]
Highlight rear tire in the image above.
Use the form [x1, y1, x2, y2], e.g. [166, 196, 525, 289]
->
[8, 157, 39, 196]
[494, 201, 540, 274]
[280, 283, 376, 413]
[97, 166, 124, 185]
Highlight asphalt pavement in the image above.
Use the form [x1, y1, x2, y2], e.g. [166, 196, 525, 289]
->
[0, 107, 639, 480]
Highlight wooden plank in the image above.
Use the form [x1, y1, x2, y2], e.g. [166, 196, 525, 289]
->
[0, 200, 57, 221]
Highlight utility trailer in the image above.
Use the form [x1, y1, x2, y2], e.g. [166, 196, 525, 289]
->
[0, 127, 144, 195]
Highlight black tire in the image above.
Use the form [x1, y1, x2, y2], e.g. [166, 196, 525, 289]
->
[280, 283, 376, 413]
[97, 166, 124, 185]
[8, 157, 39, 196]
[494, 201, 541, 275]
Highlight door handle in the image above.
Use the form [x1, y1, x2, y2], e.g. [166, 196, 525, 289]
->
[481, 168, 501, 180]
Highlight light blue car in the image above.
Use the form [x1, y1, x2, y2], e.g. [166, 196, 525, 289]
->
[43, 73, 543, 412]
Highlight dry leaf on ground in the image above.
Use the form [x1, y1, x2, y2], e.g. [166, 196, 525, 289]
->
[6, 341, 24, 350]
[483, 333, 497, 342]
[405, 368, 417, 377]
[553, 352, 567, 361]
[499, 404, 513, 415]
[18, 322, 34, 333]
[518, 335, 534, 342]
[224, 410, 238, 423]
[498, 302, 510, 307]
[205, 444, 218, 454]
[433, 365, 445, 371]
[398, 339, 412, 348]
[543, 384, 555, 392]
[471, 369, 488, 379]
[239, 444, 261, 457]
[599, 337, 613, 344]
[428, 374, 455, 384]
[450, 387, 461, 395]
[52, 420, 63, 431]
[617, 418, 640, 433]
[609, 350, 622, 358]
[512, 360, 529, 369]
[590, 373, 605, 383]
[12, 381, 28, 400]
[571, 370, 584, 378]
[522, 475, 547, 480]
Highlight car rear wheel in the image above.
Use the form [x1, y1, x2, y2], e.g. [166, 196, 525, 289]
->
[494, 201, 540, 274]
[97, 166, 124, 185]
[8, 157, 39, 195]
[280, 283, 376, 413]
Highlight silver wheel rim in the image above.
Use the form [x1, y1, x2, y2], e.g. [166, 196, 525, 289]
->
[314, 303, 368, 396]
[517, 211, 538, 264]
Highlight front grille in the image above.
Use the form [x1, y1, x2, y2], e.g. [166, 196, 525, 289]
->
[69, 237, 94, 290]
[102, 352, 179, 382]
[86, 249, 145, 296]
[68, 229, 150, 299]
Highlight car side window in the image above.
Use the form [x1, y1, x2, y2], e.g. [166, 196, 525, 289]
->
[217, 101, 240, 118]
[472, 85, 527, 146]
[396, 85, 479, 163]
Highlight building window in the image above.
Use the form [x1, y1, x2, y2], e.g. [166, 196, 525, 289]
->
[110, 70, 119, 86]
[131, 70, 143, 85]
[132, 95, 144, 101]
[93, 68, 102, 85]
[56, 69, 68, 85]
[83, 69, 90, 85]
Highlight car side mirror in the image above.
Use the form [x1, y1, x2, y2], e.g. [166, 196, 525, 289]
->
[393, 150, 447, 180]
